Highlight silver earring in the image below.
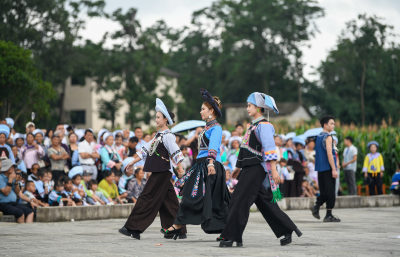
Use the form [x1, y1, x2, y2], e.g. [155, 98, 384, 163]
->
[208, 115, 212, 119]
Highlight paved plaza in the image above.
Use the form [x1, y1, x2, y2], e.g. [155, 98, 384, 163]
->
[0, 207, 399, 257]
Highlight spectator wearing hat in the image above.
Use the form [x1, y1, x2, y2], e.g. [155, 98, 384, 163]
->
[48, 135, 69, 182]
[342, 136, 358, 195]
[78, 130, 100, 180]
[25, 122, 35, 134]
[20, 133, 45, 172]
[287, 136, 306, 197]
[362, 141, 384, 195]
[227, 136, 241, 172]
[118, 157, 135, 195]
[99, 132, 122, 181]
[0, 159, 34, 223]
[0, 124, 15, 163]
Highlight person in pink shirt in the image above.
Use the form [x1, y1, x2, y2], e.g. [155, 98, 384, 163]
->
[20, 133, 45, 173]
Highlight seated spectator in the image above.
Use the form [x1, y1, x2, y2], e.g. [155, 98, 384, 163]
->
[99, 170, 123, 204]
[126, 167, 146, 203]
[21, 181, 49, 207]
[88, 180, 111, 205]
[114, 171, 128, 202]
[78, 130, 99, 180]
[143, 133, 152, 143]
[0, 124, 15, 163]
[69, 167, 86, 205]
[48, 135, 69, 182]
[80, 171, 104, 205]
[390, 164, 400, 195]
[48, 180, 75, 206]
[21, 132, 45, 172]
[27, 164, 47, 201]
[300, 180, 316, 197]
[125, 136, 138, 158]
[0, 159, 34, 223]
[118, 158, 135, 195]
[99, 132, 122, 181]
[11, 145, 27, 173]
[63, 177, 83, 206]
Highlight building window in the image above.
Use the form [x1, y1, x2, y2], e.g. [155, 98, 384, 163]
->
[70, 110, 86, 125]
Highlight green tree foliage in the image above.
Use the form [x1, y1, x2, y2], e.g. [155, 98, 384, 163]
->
[0, 41, 55, 127]
[310, 14, 400, 125]
[167, 0, 323, 121]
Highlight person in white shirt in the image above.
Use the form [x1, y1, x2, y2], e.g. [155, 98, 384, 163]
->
[342, 136, 358, 195]
[78, 130, 100, 180]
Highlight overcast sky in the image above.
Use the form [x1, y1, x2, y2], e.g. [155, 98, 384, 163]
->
[81, 0, 400, 80]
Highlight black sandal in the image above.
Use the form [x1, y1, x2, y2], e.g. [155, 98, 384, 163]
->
[164, 226, 186, 240]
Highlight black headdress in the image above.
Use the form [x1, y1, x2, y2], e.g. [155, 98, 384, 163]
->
[200, 88, 222, 118]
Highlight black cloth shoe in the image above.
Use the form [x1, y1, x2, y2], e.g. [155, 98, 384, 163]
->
[219, 240, 243, 247]
[216, 235, 224, 241]
[280, 234, 292, 246]
[119, 227, 141, 240]
[323, 215, 341, 222]
[163, 226, 186, 240]
[311, 205, 320, 220]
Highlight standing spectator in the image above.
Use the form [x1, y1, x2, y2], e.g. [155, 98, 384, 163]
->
[20, 133, 45, 173]
[126, 136, 138, 158]
[362, 141, 384, 195]
[134, 127, 146, 167]
[11, 145, 27, 173]
[43, 129, 54, 148]
[33, 129, 47, 168]
[0, 159, 34, 223]
[332, 135, 341, 196]
[55, 124, 68, 145]
[235, 123, 244, 137]
[114, 135, 126, 160]
[0, 125, 14, 163]
[25, 122, 35, 134]
[67, 132, 79, 168]
[390, 165, 400, 195]
[311, 116, 340, 222]
[342, 136, 358, 195]
[48, 135, 69, 182]
[78, 129, 99, 180]
[99, 132, 122, 181]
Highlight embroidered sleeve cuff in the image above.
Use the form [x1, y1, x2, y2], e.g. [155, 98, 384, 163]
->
[263, 150, 278, 162]
[57, 196, 62, 203]
[171, 150, 184, 166]
[137, 146, 149, 160]
[208, 149, 218, 160]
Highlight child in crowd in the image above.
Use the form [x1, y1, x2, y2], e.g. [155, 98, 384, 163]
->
[225, 169, 238, 194]
[118, 158, 135, 195]
[88, 180, 111, 205]
[180, 145, 192, 171]
[48, 180, 75, 206]
[43, 170, 54, 195]
[22, 181, 49, 207]
[301, 180, 316, 197]
[71, 173, 87, 205]
[63, 177, 83, 206]
[80, 170, 102, 205]
[390, 164, 400, 195]
[114, 171, 128, 202]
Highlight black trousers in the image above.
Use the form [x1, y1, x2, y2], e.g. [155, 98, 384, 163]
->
[368, 173, 383, 195]
[316, 170, 336, 209]
[124, 172, 185, 233]
[221, 164, 297, 243]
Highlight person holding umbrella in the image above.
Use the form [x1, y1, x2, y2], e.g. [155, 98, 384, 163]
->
[163, 89, 230, 240]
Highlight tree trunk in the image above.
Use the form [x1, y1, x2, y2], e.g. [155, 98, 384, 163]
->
[360, 61, 366, 126]
[59, 80, 67, 123]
